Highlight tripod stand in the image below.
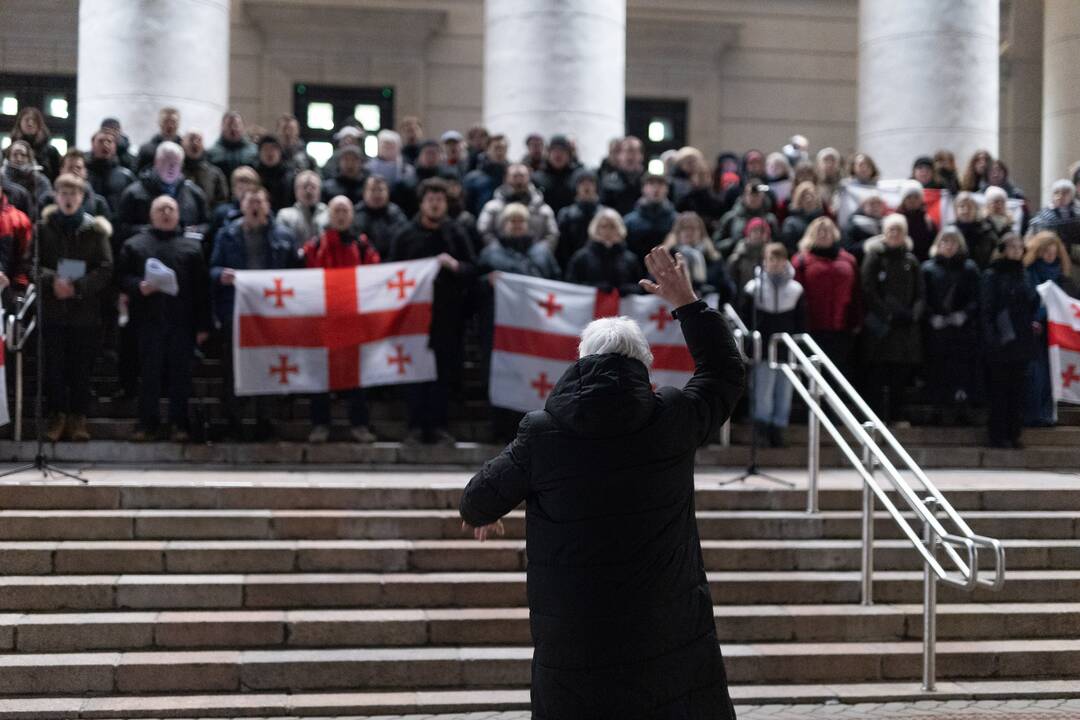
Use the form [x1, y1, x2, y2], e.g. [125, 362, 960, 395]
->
[0, 220, 87, 482]
[720, 261, 794, 488]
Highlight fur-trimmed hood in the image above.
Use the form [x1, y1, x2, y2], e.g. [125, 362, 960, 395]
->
[41, 203, 114, 238]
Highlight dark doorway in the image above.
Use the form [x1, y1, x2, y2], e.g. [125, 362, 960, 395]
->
[293, 83, 396, 166]
[626, 97, 688, 175]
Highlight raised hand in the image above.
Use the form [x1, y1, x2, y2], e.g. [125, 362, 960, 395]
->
[462, 519, 505, 542]
[639, 246, 697, 309]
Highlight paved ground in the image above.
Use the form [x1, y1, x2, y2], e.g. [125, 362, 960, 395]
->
[219, 701, 1080, 718]
[3, 465, 1079, 490]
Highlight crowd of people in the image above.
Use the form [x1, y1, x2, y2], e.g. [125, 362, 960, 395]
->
[2, 105, 1078, 448]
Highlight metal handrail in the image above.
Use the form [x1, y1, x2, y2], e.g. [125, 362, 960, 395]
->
[767, 331, 1005, 690]
[6, 285, 38, 442]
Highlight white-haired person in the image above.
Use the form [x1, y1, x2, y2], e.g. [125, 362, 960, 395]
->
[861, 212, 924, 425]
[1029, 178, 1080, 249]
[365, 129, 416, 187]
[460, 246, 743, 720]
[565, 206, 644, 296]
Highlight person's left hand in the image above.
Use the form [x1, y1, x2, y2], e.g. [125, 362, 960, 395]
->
[53, 277, 75, 299]
[462, 519, 505, 542]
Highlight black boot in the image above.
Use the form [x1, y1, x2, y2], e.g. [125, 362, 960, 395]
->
[768, 424, 787, 448]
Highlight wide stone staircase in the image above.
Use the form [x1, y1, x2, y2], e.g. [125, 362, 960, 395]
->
[1, 476, 1079, 717]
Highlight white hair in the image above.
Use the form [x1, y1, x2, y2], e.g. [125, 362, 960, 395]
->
[377, 129, 402, 146]
[155, 141, 183, 162]
[578, 316, 653, 367]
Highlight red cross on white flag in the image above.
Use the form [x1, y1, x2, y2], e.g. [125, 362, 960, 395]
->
[1036, 280, 1080, 407]
[488, 274, 698, 413]
[232, 259, 439, 395]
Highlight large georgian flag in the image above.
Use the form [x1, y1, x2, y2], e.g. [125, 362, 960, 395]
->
[233, 259, 439, 396]
[490, 274, 696, 413]
[1037, 280, 1080, 407]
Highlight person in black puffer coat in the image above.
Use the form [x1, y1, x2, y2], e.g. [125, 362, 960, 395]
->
[981, 233, 1039, 448]
[86, 129, 137, 214]
[921, 227, 981, 425]
[353, 176, 409, 259]
[460, 246, 743, 720]
[565, 207, 644, 296]
[953, 191, 999, 271]
[555, 170, 603, 271]
[531, 135, 578, 217]
[598, 136, 644, 216]
[623, 174, 677, 263]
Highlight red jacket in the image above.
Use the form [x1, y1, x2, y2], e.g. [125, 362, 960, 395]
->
[793, 246, 862, 333]
[303, 228, 380, 269]
[0, 191, 32, 287]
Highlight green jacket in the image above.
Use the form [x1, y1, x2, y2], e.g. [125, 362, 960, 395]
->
[38, 205, 114, 327]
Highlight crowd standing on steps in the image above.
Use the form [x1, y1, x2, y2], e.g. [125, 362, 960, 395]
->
[4, 103, 1080, 448]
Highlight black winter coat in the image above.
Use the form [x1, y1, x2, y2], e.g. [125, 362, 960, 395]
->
[565, 240, 644, 296]
[116, 170, 210, 243]
[117, 227, 212, 333]
[532, 163, 577, 216]
[555, 200, 601, 270]
[981, 258, 1039, 364]
[460, 300, 743, 719]
[598, 167, 643, 216]
[956, 219, 998, 270]
[86, 156, 137, 213]
[353, 201, 409, 259]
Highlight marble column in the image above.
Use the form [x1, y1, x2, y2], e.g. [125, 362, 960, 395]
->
[1042, 0, 1080, 203]
[484, 0, 625, 167]
[999, 0, 1042, 203]
[76, 0, 231, 147]
[857, 0, 999, 179]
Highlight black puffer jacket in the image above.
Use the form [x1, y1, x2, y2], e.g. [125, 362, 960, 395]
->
[565, 240, 643, 296]
[86, 156, 137, 213]
[115, 170, 210, 243]
[460, 300, 744, 720]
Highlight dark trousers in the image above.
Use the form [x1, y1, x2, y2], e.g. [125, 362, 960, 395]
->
[810, 330, 855, 379]
[311, 389, 370, 427]
[866, 362, 912, 424]
[44, 324, 98, 416]
[406, 380, 449, 436]
[137, 321, 194, 429]
[987, 361, 1025, 445]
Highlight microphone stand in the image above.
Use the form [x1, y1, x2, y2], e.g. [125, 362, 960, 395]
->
[0, 220, 87, 482]
[720, 257, 793, 488]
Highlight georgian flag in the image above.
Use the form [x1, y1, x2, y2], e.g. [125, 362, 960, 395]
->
[233, 259, 439, 396]
[490, 274, 696, 413]
[1037, 280, 1080, 407]
[836, 181, 1024, 235]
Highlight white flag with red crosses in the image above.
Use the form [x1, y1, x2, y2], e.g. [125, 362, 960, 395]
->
[489, 274, 697, 413]
[232, 259, 439, 396]
[1037, 280, 1080, 406]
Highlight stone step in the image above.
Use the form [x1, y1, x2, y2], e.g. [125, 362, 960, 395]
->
[2, 639, 1079, 695]
[0, 570, 1074, 611]
[3, 439, 1080, 468]
[0, 538, 1076, 575]
[1, 508, 1076, 541]
[5, 680, 1080, 718]
[4, 603, 1079, 653]
[6, 482, 1080, 513]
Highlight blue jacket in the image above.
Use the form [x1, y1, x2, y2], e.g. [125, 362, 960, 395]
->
[209, 217, 300, 324]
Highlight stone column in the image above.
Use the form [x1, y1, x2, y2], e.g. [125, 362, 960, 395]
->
[76, 0, 231, 147]
[1000, 0, 1042, 203]
[1042, 0, 1080, 203]
[484, 0, 625, 167]
[857, 0, 999, 179]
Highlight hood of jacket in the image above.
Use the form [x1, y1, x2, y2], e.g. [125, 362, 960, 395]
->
[494, 183, 544, 210]
[863, 234, 914, 256]
[42, 203, 113, 238]
[544, 352, 656, 439]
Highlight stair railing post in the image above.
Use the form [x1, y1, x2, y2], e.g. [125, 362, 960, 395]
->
[806, 355, 822, 514]
[860, 421, 877, 606]
[922, 496, 940, 691]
